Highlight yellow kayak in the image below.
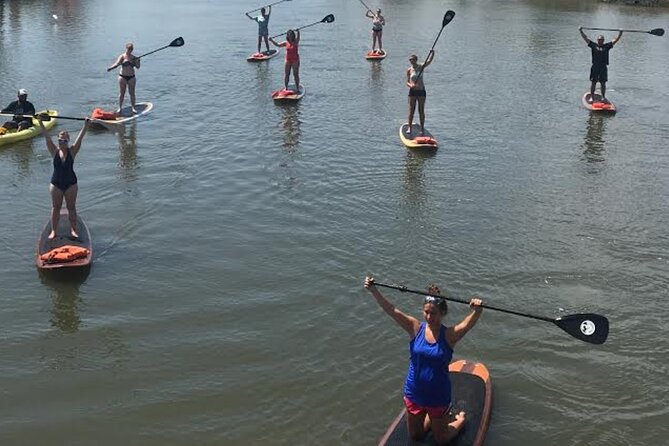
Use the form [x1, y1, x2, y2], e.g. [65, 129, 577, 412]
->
[0, 110, 58, 146]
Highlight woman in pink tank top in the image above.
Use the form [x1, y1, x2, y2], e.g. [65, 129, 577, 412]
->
[270, 29, 300, 92]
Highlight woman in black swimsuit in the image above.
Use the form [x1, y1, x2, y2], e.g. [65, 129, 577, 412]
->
[108, 42, 140, 114]
[38, 118, 90, 240]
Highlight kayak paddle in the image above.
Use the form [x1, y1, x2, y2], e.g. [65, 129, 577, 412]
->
[0, 112, 123, 129]
[415, 10, 456, 81]
[270, 14, 335, 39]
[373, 282, 610, 345]
[582, 27, 664, 36]
[245, 0, 292, 15]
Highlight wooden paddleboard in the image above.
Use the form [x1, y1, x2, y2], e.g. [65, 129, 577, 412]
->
[247, 49, 279, 62]
[378, 360, 493, 446]
[399, 123, 438, 149]
[582, 92, 616, 113]
[366, 49, 387, 60]
[90, 102, 154, 130]
[36, 209, 92, 270]
[272, 84, 305, 102]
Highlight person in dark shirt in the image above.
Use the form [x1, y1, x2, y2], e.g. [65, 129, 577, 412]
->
[2, 89, 36, 131]
[579, 28, 623, 103]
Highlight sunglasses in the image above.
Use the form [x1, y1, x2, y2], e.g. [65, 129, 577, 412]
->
[58, 138, 69, 143]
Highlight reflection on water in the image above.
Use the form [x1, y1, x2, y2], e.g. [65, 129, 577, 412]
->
[0, 140, 38, 178]
[39, 267, 90, 333]
[278, 103, 301, 151]
[402, 149, 435, 212]
[582, 113, 607, 164]
[117, 123, 138, 182]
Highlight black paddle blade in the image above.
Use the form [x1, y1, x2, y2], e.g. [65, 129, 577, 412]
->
[36, 113, 51, 122]
[650, 28, 664, 36]
[443, 10, 455, 27]
[322, 14, 335, 23]
[170, 37, 185, 47]
[554, 313, 609, 344]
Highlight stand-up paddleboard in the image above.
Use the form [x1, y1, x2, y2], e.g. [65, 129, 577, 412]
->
[90, 102, 154, 130]
[247, 49, 279, 62]
[272, 84, 305, 102]
[378, 360, 493, 446]
[399, 123, 438, 149]
[36, 209, 92, 270]
[582, 92, 616, 113]
[366, 49, 387, 60]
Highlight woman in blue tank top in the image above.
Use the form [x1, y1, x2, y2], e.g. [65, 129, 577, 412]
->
[364, 276, 483, 445]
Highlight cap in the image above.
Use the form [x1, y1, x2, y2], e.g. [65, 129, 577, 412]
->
[18, 89, 28, 96]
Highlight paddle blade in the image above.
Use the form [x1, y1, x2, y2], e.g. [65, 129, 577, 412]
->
[322, 14, 335, 23]
[650, 28, 664, 36]
[554, 313, 609, 344]
[170, 37, 185, 47]
[443, 10, 455, 27]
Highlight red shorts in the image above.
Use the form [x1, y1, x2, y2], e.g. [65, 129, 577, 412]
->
[403, 396, 450, 419]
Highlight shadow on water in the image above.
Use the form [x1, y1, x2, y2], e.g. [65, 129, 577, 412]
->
[38, 266, 90, 333]
[277, 103, 301, 152]
[581, 113, 608, 164]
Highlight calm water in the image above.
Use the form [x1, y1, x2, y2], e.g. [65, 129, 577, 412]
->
[1, 0, 668, 444]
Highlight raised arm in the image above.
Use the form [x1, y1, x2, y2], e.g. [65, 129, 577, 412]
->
[364, 277, 420, 337]
[446, 297, 483, 347]
[612, 30, 623, 46]
[38, 119, 57, 155]
[267, 6, 271, 15]
[107, 54, 123, 72]
[70, 119, 90, 157]
[579, 27, 591, 45]
[269, 37, 285, 48]
[295, 29, 300, 44]
[424, 49, 435, 68]
[245, 12, 253, 19]
[366, 10, 374, 19]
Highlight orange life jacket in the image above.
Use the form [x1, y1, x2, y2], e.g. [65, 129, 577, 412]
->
[91, 108, 117, 120]
[40, 245, 90, 264]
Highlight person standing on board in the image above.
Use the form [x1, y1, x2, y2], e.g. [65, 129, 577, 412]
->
[579, 27, 623, 103]
[364, 277, 483, 445]
[107, 42, 141, 114]
[406, 50, 435, 136]
[366, 8, 386, 54]
[270, 29, 300, 92]
[38, 118, 90, 240]
[1, 89, 35, 131]
[246, 6, 272, 54]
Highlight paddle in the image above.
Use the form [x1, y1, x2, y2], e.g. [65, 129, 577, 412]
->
[107, 37, 185, 72]
[269, 14, 335, 39]
[582, 27, 664, 36]
[358, 0, 373, 13]
[245, 0, 292, 15]
[0, 112, 123, 129]
[373, 282, 609, 345]
[415, 10, 456, 81]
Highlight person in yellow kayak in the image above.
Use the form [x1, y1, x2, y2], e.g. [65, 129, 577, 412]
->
[579, 27, 623, 103]
[364, 276, 483, 445]
[1, 89, 36, 131]
[38, 117, 91, 240]
[246, 6, 271, 55]
[107, 42, 140, 114]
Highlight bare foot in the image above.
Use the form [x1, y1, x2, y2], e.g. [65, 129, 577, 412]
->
[70, 230, 79, 240]
[407, 126, 412, 135]
[48, 230, 56, 240]
[131, 108, 138, 114]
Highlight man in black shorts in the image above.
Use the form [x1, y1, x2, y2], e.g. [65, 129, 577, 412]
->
[579, 27, 623, 103]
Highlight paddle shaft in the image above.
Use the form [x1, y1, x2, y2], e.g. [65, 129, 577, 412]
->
[270, 19, 328, 39]
[0, 112, 87, 122]
[582, 27, 660, 34]
[358, 0, 372, 13]
[245, 0, 290, 15]
[374, 283, 555, 323]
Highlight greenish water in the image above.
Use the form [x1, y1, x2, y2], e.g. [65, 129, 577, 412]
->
[1, 0, 668, 444]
